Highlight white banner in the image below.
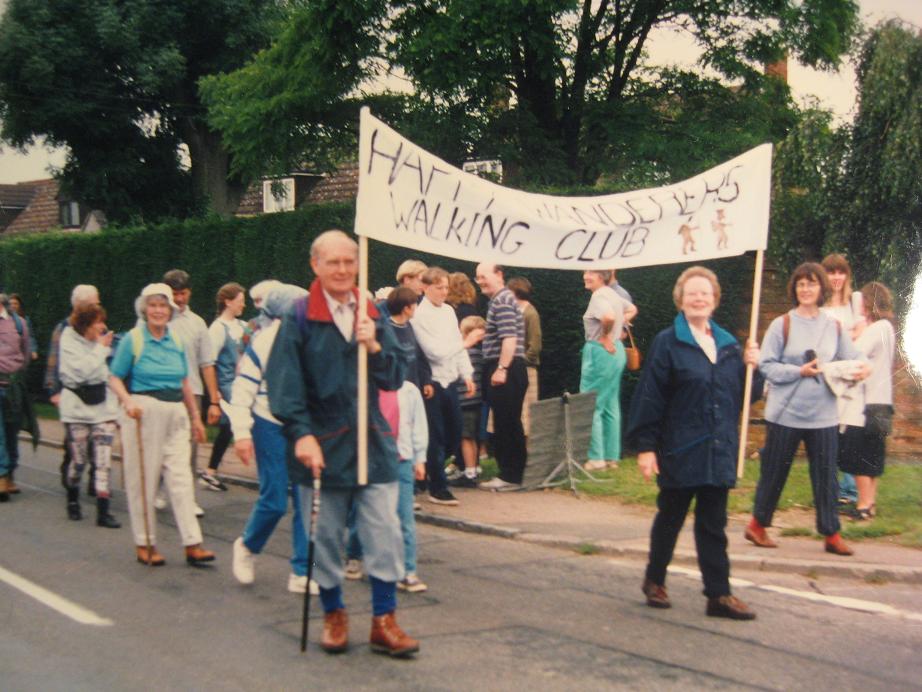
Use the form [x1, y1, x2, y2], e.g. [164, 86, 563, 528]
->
[355, 108, 772, 270]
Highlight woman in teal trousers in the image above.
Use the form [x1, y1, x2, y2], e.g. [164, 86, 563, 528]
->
[580, 270, 637, 470]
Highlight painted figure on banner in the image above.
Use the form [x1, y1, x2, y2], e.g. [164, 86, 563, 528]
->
[678, 218, 699, 255]
[712, 209, 730, 250]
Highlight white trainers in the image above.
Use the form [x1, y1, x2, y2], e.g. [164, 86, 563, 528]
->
[397, 573, 428, 593]
[478, 477, 521, 492]
[154, 492, 168, 510]
[232, 537, 255, 585]
[344, 558, 363, 580]
[287, 573, 318, 594]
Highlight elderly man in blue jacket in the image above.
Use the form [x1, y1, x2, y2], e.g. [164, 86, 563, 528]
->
[267, 230, 418, 658]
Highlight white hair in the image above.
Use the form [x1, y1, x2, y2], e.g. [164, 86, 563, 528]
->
[70, 284, 99, 307]
[310, 230, 356, 260]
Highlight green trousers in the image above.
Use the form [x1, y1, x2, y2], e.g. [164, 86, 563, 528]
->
[579, 340, 626, 462]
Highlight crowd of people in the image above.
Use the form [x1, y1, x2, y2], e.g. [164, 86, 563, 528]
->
[0, 234, 898, 653]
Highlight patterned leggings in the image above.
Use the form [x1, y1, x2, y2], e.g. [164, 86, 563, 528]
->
[65, 421, 117, 498]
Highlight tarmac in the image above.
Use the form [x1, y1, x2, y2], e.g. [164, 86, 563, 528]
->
[26, 417, 922, 584]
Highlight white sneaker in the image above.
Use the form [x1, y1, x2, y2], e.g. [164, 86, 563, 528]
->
[194, 503, 205, 518]
[397, 573, 428, 593]
[232, 537, 255, 585]
[344, 558, 363, 580]
[478, 477, 520, 491]
[287, 573, 317, 594]
[154, 492, 168, 510]
[584, 460, 607, 471]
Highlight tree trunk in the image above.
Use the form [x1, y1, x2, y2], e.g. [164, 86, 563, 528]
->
[180, 119, 245, 217]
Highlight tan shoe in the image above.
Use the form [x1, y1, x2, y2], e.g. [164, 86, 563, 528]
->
[136, 546, 166, 566]
[744, 518, 777, 548]
[321, 608, 349, 654]
[370, 611, 419, 657]
[824, 533, 854, 556]
[0, 475, 9, 502]
[706, 595, 756, 620]
[641, 578, 671, 609]
[185, 544, 216, 565]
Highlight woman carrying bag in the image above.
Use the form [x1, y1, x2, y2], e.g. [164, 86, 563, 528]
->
[109, 283, 215, 567]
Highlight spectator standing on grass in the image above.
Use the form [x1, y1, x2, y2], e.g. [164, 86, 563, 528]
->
[627, 266, 762, 620]
[507, 277, 541, 439]
[475, 263, 528, 491]
[160, 269, 222, 518]
[746, 262, 868, 557]
[201, 282, 249, 491]
[411, 267, 475, 506]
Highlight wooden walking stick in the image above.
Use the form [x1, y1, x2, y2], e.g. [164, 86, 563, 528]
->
[136, 417, 154, 565]
[737, 249, 765, 478]
[300, 477, 321, 653]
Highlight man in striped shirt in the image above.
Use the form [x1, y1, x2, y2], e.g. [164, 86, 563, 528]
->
[475, 263, 528, 491]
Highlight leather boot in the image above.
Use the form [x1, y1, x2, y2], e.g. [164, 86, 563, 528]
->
[0, 475, 10, 503]
[321, 608, 349, 653]
[67, 487, 82, 521]
[825, 533, 854, 556]
[185, 544, 216, 565]
[7, 471, 19, 494]
[136, 545, 166, 566]
[706, 595, 757, 620]
[370, 611, 419, 657]
[641, 578, 671, 609]
[744, 517, 777, 548]
[96, 497, 121, 529]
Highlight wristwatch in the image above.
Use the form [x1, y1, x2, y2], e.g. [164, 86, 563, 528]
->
[497, 365, 507, 372]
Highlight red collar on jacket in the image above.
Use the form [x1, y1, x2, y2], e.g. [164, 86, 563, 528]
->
[305, 279, 380, 323]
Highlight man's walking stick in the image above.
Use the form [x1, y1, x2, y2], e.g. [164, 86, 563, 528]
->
[136, 418, 154, 565]
[300, 477, 321, 652]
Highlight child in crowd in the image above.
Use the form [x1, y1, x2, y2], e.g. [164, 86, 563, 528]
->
[450, 316, 486, 488]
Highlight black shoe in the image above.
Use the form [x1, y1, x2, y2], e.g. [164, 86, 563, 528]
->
[66, 487, 81, 520]
[96, 498, 121, 529]
[199, 472, 228, 491]
[448, 475, 479, 489]
[426, 489, 459, 506]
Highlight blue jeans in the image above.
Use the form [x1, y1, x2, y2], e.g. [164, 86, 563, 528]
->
[347, 460, 417, 574]
[0, 387, 14, 477]
[241, 415, 308, 577]
[424, 382, 462, 494]
[838, 471, 857, 502]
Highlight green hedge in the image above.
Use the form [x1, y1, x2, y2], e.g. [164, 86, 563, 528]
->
[0, 204, 754, 421]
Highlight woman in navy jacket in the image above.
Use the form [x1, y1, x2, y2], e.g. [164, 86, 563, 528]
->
[626, 266, 762, 620]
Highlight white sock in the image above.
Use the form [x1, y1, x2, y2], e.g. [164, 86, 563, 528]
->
[464, 468, 477, 479]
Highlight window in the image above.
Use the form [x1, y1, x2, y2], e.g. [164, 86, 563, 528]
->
[59, 201, 80, 227]
[262, 178, 295, 213]
[462, 159, 503, 182]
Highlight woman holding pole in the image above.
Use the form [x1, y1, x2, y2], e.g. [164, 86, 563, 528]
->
[627, 266, 761, 620]
[109, 283, 214, 567]
[745, 262, 869, 556]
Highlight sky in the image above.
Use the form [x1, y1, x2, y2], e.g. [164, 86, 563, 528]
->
[0, 0, 920, 184]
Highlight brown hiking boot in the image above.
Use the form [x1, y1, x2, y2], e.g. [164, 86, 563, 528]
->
[321, 608, 349, 654]
[184, 544, 216, 565]
[136, 546, 166, 566]
[370, 611, 419, 657]
[706, 595, 756, 620]
[641, 578, 671, 609]
[744, 518, 777, 548]
[825, 533, 854, 556]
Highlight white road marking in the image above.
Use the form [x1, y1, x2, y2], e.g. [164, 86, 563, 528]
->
[612, 560, 922, 623]
[0, 564, 114, 626]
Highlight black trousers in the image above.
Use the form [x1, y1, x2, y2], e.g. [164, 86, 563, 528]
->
[483, 357, 528, 484]
[646, 486, 731, 599]
[423, 381, 462, 494]
[753, 422, 840, 536]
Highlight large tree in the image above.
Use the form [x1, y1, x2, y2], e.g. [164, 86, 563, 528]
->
[0, 0, 285, 220]
[388, 0, 859, 184]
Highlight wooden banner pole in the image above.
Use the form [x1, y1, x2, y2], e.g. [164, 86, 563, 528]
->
[737, 249, 765, 478]
[357, 235, 369, 486]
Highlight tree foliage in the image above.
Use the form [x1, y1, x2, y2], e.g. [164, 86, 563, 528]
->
[0, 0, 285, 220]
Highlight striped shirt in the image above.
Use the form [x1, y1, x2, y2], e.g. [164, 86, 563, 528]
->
[483, 288, 525, 360]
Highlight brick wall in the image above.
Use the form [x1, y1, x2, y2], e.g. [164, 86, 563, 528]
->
[736, 255, 921, 459]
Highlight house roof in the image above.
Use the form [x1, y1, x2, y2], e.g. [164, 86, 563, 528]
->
[0, 182, 40, 211]
[3, 179, 62, 234]
[234, 162, 359, 216]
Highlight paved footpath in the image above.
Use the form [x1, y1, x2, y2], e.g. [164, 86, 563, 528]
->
[28, 418, 922, 584]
